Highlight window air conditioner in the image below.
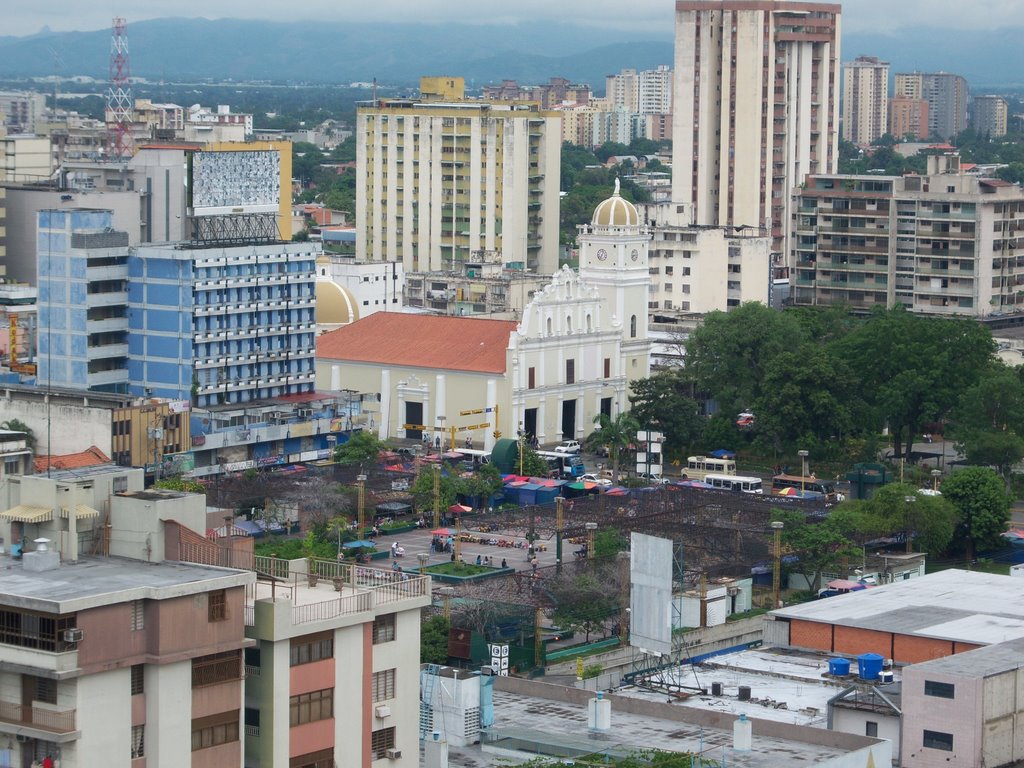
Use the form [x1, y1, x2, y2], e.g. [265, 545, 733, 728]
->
[375, 705, 391, 719]
[63, 628, 84, 643]
[385, 749, 402, 759]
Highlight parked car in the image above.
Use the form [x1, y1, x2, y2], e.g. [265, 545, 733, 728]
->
[554, 440, 582, 454]
[736, 411, 755, 428]
[580, 473, 612, 486]
[637, 472, 669, 485]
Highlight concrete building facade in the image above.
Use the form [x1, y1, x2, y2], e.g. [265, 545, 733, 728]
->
[895, 72, 969, 140]
[356, 78, 561, 275]
[672, 1, 842, 255]
[889, 96, 930, 140]
[842, 56, 890, 146]
[789, 154, 1024, 316]
[972, 95, 1009, 138]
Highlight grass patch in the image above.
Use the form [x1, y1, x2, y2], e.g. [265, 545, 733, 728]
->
[726, 607, 769, 622]
[422, 562, 494, 576]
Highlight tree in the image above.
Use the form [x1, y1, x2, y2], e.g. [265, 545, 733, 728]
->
[458, 463, 503, 507]
[333, 430, 385, 467]
[585, 411, 640, 483]
[773, 509, 861, 594]
[516, 444, 551, 478]
[0, 418, 36, 451]
[861, 483, 957, 555]
[154, 477, 206, 494]
[628, 370, 703, 458]
[549, 571, 619, 642]
[420, 615, 450, 664]
[411, 464, 459, 515]
[950, 364, 1024, 486]
[940, 466, 1011, 562]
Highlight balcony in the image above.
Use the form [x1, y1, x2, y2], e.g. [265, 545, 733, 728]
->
[87, 343, 128, 360]
[0, 701, 77, 736]
[85, 290, 128, 308]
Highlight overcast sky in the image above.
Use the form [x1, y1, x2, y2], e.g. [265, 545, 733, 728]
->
[6, 0, 1024, 38]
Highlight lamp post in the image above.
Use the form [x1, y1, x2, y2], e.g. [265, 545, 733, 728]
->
[326, 434, 337, 463]
[432, 464, 441, 529]
[356, 473, 367, 538]
[439, 586, 455, 619]
[585, 522, 598, 561]
[417, 552, 430, 574]
[931, 468, 941, 492]
[517, 424, 525, 476]
[798, 450, 809, 494]
[771, 520, 784, 609]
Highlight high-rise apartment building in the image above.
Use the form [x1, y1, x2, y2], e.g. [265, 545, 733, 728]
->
[894, 72, 969, 140]
[672, 1, 841, 256]
[357, 77, 561, 274]
[888, 96, 929, 140]
[605, 66, 673, 115]
[972, 95, 1009, 138]
[842, 56, 889, 145]
[790, 153, 1024, 316]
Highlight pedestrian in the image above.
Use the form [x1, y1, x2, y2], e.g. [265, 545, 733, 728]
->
[531, 556, 539, 572]
[391, 541, 398, 558]
[475, 554, 482, 566]
[501, 557, 507, 569]
[435, 435, 441, 449]
[450, 551, 456, 562]
[42, 756, 54, 768]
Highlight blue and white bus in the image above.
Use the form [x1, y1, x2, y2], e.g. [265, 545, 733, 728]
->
[704, 473, 764, 494]
[536, 451, 586, 479]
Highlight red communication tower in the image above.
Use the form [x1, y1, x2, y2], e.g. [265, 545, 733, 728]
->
[107, 17, 134, 161]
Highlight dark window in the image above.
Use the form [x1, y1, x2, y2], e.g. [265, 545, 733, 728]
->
[373, 613, 396, 644]
[371, 727, 396, 760]
[33, 676, 57, 705]
[192, 650, 242, 688]
[131, 664, 145, 695]
[131, 724, 145, 758]
[0, 609, 77, 652]
[630, 314, 637, 338]
[923, 730, 953, 751]
[372, 669, 396, 702]
[865, 721, 878, 737]
[130, 600, 144, 631]
[208, 590, 226, 622]
[191, 711, 240, 751]
[290, 749, 334, 768]
[924, 680, 955, 699]
[289, 688, 334, 726]
[566, 359, 575, 385]
[528, 367, 536, 389]
[603, 358, 610, 378]
[290, 632, 334, 666]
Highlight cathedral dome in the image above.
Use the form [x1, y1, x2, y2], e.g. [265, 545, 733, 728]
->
[316, 280, 359, 326]
[591, 179, 639, 227]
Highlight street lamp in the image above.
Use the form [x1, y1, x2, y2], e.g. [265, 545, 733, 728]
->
[326, 434, 337, 463]
[432, 464, 441, 529]
[417, 552, 430, 573]
[771, 520, 784, 609]
[798, 450, 809, 494]
[585, 522, 598, 561]
[931, 469, 941, 492]
[356, 473, 367, 538]
[517, 424, 526, 476]
[440, 586, 455, 619]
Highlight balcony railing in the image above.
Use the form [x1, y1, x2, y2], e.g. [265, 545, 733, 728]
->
[0, 701, 76, 733]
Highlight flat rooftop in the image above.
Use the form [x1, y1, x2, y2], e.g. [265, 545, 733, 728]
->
[449, 678, 888, 768]
[0, 554, 253, 613]
[771, 569, 1024, 646]
[909, 636, 1024, 678]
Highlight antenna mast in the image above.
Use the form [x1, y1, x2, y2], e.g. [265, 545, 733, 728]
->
[107, 17, 134, 162]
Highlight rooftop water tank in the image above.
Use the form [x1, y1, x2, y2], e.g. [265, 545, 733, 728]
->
[858, 653, 884, 681]
[828, 658, 851, 676]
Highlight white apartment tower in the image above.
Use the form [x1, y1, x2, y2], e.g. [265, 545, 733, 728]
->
[973, 95, 1009, 138]
[356, 78, 561, 275]
[605, 66, 673, 115]
[842, 56, 890, 145]
[672, 1, 841, 255]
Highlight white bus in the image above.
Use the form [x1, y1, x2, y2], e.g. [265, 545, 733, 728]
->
[685, 455, 737, 481]
[704, 473, 764, 494]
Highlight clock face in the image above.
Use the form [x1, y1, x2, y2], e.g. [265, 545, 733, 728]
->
[631, 249, 639, 262]
[596, 248, 608, 261]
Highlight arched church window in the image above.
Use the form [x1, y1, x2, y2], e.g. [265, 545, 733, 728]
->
[630, 315, 637, 338]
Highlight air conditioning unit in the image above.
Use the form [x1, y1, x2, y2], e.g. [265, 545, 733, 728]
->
[374, 705, 391, 719]
[385, 749, 402, 759]
[63, 628, 84, 643]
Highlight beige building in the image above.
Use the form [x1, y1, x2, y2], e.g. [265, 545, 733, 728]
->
[605, 66, 673, 115]
[321, 186, 651, 446]
[972, 95, 1009, 138]
[356, 77, 561, 275]
[895, 72, 969, 140]
[790, 153, 1024, 316]
[673, 1, 841, 254]
[2, 134, 52, 182]
[889, 96, 930, 140]
[640, 202, 771, 316]
[843, 56, 890, 145]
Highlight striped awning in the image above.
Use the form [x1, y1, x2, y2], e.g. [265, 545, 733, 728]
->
[62, 504, 101, 520]
[0, 504, 54, 523]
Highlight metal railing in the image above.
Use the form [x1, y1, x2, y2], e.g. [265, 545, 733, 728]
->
[0, 701, 76, 733]
[245, 724, 261, 738]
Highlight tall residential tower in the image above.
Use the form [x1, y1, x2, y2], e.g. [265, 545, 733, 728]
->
[672, 1, 841, 258]
[842, 56, 889, 145]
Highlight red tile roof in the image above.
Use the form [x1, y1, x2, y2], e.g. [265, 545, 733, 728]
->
[317, 313, 516, 374]
[34, 446, 111, 474]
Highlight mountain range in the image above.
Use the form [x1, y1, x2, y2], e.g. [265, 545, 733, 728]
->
[0, 18, 1020, 90]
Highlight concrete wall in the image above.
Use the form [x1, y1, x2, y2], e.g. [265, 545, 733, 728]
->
[109, 490, 207, 563]
[832, 707, 901, 763]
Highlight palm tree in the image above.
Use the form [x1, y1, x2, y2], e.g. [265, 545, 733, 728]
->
[0, 419, 35, 452]
[586, 411, 639, 484]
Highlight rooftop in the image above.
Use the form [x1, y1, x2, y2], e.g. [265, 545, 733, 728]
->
[907, 636, 1024, 679]
[316, 313, 517, 374]
[34, 445, 111, 474]
[772, 569, 1024, 646]
[0, 554, 253, 613]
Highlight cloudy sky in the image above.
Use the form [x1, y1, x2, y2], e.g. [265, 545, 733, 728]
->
[6, 0, 1023, 38]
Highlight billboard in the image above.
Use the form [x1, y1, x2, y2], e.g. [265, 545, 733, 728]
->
[630, 532, 673, 656]
[189, 149, 281, 215]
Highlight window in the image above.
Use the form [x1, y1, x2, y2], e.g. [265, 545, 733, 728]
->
[0, 609, 77, 652]
[130, 600, 144, 631]
[373, 613, 396, 644]
[208, 590, 226, 622]
[373, 669, 396, 702]
[922, 730, 954, 751]
[33, 676, 57, 705]
[603, 358, 610, 379]
[131, 724, 145, 758]
[924, 680, 955, 699]
[191, 711, 240, 751]
[865, 721, 878, 737]
[290, 688, 334, 726]
[371, 727, 396, 760]
[565, 359, 575, 385]
[528, 367, 536, 389]
[290, 633, 334, 666]
[290, 749, 334, 768]
[131, 664, 144, 695]
[630, 315, 637, 338]
[192, 650, 242, 688]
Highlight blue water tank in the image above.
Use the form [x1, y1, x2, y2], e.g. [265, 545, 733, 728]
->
[858, 653, 884, 680]
[828, 658, 851, 676]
